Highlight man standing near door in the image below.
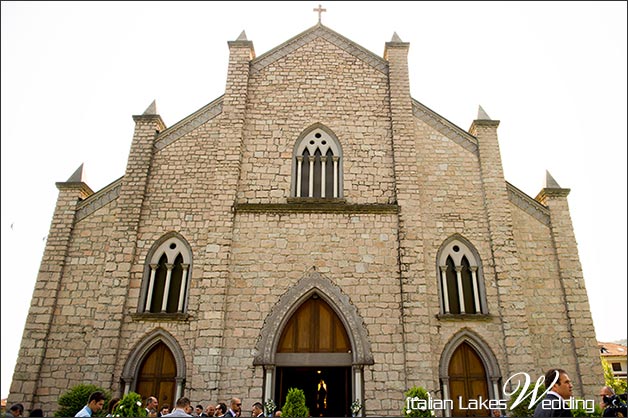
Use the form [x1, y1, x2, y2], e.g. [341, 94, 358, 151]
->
[146, 397, 159, 416]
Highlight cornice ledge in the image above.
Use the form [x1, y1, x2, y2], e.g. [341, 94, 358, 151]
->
[154, 96, 224, 151]
[412, 99, 478, 154]
[75, 177, 123, 222]
[506, 182, 551, 226]
[235, 201, 399, 214]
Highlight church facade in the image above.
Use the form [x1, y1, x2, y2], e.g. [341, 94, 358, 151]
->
[9, 23, 601, 417]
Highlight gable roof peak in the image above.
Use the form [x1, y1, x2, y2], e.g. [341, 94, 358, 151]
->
[251, 23, 388, 75]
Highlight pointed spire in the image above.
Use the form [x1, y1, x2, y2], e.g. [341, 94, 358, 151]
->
[236, 30, 248, 41]
[477, 105, 491, 120]
[66, 163, 84, 182]
[391, 32, 403, 42]
[545, 170, 562, 188]
[142, 100, 157, 115]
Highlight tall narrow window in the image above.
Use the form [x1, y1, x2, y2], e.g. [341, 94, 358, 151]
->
[437, 237, 486, 315]
[292, 126, 342, 199]
[141, 234, 192, 314]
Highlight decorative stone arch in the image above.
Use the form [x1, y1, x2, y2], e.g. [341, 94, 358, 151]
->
[254, 269, 372, 366]
[439, 328, 502, 415]
[254, 268, 373, 405]
[290, 123, 344, 198]
[138, 231, 193, 314]
[121, 328, 187, 400]
[436, 233, 488, 314]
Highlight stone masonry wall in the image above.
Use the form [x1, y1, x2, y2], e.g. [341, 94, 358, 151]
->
[28, 200, 118, 411]
[225, 212, 403, 411]
[406, 116, 509, 393]
[510, 203, 576, 373]
[239, 36, 394, 205]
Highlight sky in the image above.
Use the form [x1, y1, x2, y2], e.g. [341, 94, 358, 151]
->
[1, 1, 626, 400]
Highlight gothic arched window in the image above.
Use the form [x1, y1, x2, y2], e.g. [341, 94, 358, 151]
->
[291, 126, 343, 198]
[437, 237, 486, 315]
[141, 235, 192, 314]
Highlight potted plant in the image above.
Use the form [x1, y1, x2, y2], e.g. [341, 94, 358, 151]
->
[281, 388, 309, 417]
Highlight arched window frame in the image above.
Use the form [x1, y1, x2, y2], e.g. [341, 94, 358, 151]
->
[436, 235, 488, 315]
[290, 124, 344, 199]
[138, 232, 193, 316]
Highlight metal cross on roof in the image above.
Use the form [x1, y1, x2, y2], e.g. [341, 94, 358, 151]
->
[313, 4, 327, 23]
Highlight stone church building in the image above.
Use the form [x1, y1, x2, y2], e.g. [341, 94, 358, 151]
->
[9, 21, 601, 417]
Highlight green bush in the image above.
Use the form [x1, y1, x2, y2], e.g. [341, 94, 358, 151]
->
[403, 386, 432, 417]
[571, 400, 603, 417]
[505, 383, 545, 417]
[281, 387, 309, 417]
[112, 392, 147, 417]
[55, 384, 110, 417]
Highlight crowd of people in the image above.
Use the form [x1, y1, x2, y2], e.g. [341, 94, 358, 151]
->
[4, 370, 626, 417]
[136, 396, 283, 418]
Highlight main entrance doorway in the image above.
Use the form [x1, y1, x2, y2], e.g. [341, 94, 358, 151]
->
[448, 342, 490, 417]
[275, 367, 351, 417]
[273, 294, 353, 417]
[135, 342, 176, 410]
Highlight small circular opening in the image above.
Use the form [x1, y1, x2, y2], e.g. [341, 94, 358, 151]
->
[169, 243, 177, 250]
[315, 133, 322, 138]
[452, 245, 460, 252]
[321, 140, 327, 145]
[309, 140, 315, 145]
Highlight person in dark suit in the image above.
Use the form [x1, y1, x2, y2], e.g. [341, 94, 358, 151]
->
[251, 402, 264, 418]
[215, 403, 228, 417]
[223, 398, 241, 418]
[533, 368, 574, 417]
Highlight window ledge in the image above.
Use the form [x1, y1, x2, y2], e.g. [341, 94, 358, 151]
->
[287, 197, 347, 204]
[436, 313, 493, 322]
[131, 312, 190, 322]
[235, 201, 399, 214]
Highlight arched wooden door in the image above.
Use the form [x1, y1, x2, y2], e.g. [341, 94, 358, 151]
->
[275, 295, 352, 417]
[136, 342, 176, 410]
[448, 342, 490, 417]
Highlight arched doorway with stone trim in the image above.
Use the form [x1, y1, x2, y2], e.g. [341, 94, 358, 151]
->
[121, 328, 187, 407]
[254, 269, 373, 417]
[439, 329, 502, 417]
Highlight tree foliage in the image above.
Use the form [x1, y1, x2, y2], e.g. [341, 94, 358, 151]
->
[602, 358, 628, 394]
[55, 384, 110, 417]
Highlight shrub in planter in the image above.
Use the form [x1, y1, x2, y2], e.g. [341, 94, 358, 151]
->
[281, 388, 309, 417]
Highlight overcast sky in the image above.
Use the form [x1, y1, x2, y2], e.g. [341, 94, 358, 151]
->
[1, 1, 626, 400]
